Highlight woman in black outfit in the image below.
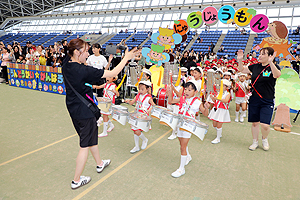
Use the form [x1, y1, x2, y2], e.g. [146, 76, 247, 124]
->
[237, 47, 281, 151]
[63, 39, 138, 189]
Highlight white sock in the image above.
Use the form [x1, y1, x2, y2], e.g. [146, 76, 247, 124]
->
[235, 111, 239, 119]
[179, 155, 187, 170]
[139, 133, 147, 141]
[239, 107, 242, 113]
[134, 134, 139, 148]
[171, 129, 176, 136]
[108, 119, 114, 127]
[216, 128, 222, 140]
[186, 146, 190, 156]
[213, 126, 217, 130]
[103, 122, 108, 133]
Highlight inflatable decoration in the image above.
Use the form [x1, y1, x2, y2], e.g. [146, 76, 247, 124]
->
[151, 27, 182, 52]
[275, 68, 300, 110]
[142, 44, 170, 66]
[254, 21, 295, 60]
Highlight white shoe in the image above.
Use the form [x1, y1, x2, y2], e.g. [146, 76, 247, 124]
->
[211, 137, 220, 144]
[96, 159, 111, 173]
[71, 176, 91, 190]
[240, 116, 244, 122]
[171, 169, 185, 178]
[185, 155, 192, 165]
[249, 140, 258, 151]
[168, 134, 177, 140]
[97, 117, 103, 126]
[262, 138, 270, 151]
[130, 146, 140, 154]
[235, 117, 239, 122]
[141, 139, 148, 150]
[107, 124, 114, 132]
[98, 132, 108, 138]
[243, 112, 247, 118]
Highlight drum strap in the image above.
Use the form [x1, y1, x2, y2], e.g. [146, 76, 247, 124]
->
[179, 96, 199, 117]
[136, 93, 152, 115]
[104, 83, 116, 102]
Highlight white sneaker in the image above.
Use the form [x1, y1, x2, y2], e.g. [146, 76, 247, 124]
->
[141, 139, 148, 150]
[240, 116, 244, 122]
[249, 140, 258, 151]
[97, 117, 103, 126]
[262, 138, 270, 151]
[130, 146, 140, 154]
[235, 117, 239, 122]
[185, 155, 192, 165]
[71, 176, 91, 190]
[168, 134, 177, 140]
[171, 169, 185, 178]
[211, 137, 220, 144]
[98, 132, 108, 138]
[107, 124, 114, 132]
[96, 159, 111, 173]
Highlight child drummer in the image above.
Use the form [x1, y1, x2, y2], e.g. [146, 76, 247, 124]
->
[167, 78, 209, 178]
[167, 74, 184, 140]
[93, 76, 119, 137]
[125, 80, 155, 153]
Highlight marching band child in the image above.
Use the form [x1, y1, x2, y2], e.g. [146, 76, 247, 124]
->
[142, 69, 153, 95]
[93, 76, 119, 137]
[125, 81, 155, 153]
[233, 73, 248, 122]
[208, 79, 232, 144]
[180, 67, 188, 86]
[167, 78, 209, 178]
[167, 75, 184, 140]
[189, 66, 196, 77]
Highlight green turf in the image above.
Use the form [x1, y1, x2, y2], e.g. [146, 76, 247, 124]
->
[0, 84, 299, 200]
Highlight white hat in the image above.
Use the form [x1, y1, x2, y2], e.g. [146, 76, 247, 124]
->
[238, 72, 247, 77]
[222, 79, 231, 87]
[223, 71, 231, 76]
[215, 68, 223, 75]
[190, 66, 196, 71]
[187, 77, 200, 91]
[139, 80, 152, 87]
[180, 67, 188, 72]
[195, 66, 203, 75]
[142, 69, 152, 76]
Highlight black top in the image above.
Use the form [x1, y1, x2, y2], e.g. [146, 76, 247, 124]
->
[248, 62, 280, 99]
[63, 62, 104, 119]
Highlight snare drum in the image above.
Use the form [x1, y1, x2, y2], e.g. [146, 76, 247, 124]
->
[159, 110, 181, 130]
[97, 97, 112, 113]
[111, 105, 128, 112]
[157, 88, 167, 107]
[151, 105, 171, 119]
[178, 116, 209, 141]
[128, 112, 152, 132]
[112, 109, 129, 125]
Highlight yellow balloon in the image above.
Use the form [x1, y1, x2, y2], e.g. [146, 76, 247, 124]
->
[149, 65, 164, 96]
[234, 8, 252, 27]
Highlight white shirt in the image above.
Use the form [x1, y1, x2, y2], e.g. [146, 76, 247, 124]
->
[179, 97, 201, 117]
[136, 93, 151, 113]
[86, 54, 108, 70]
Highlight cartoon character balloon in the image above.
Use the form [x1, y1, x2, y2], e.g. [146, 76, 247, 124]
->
[142, 44, 170, 66]
[254, 21, 295, 60]
[151, 27, 182, 52]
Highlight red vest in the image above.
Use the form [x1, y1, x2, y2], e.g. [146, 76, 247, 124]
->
[235, 82, 246, 97]
[213, 91, 231, 110]
[178, 96, 199, 118]
[136, 93, 152, 115]
[103, 82, 116, 104]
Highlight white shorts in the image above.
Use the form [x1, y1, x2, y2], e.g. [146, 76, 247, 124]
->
[101, 110, 111, 115]
[177, 128, 192, 139]
[235, 97, 246, 104]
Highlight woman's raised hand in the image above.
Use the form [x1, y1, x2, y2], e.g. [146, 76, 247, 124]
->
[237, 49, 244, 60]
[124, 47, 140, 61]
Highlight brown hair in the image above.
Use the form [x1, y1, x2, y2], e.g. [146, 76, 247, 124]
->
[67, 39, 88, 57]
[260, 47, 274, 56]
[273, 21, 288, 39]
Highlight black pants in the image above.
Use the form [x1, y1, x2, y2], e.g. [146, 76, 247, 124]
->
[1, 65, 8, 83]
